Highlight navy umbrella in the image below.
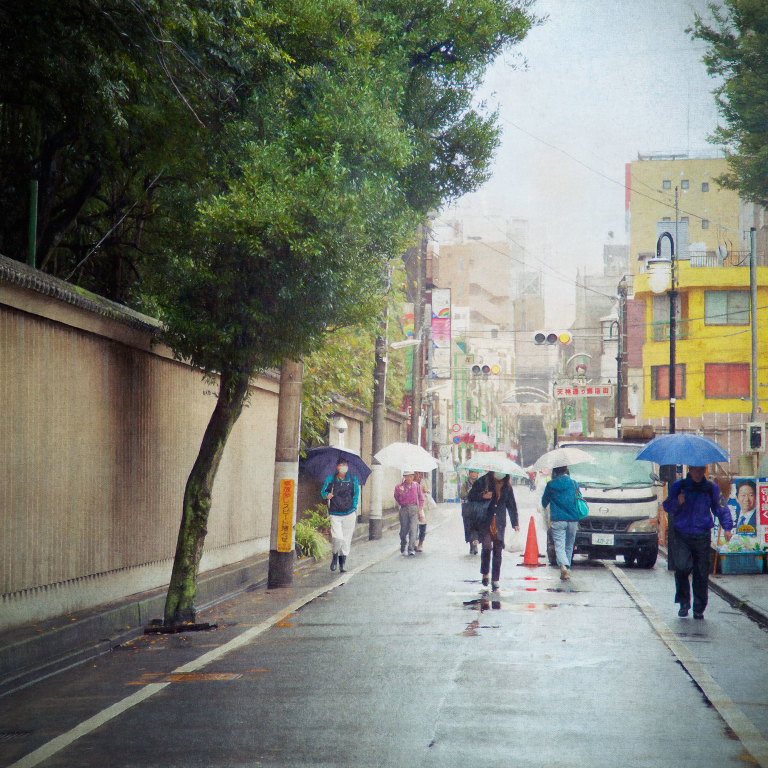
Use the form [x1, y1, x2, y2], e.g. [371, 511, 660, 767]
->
[635, 433, 729, 466]
[300, 446, 372, 485]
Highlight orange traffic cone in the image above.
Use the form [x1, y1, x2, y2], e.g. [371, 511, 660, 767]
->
[521, 516, 544, 567]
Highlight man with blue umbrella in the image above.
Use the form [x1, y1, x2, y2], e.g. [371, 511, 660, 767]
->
[662, 466, 733, 620]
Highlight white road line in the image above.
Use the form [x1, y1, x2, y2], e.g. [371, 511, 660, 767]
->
[606, 561, 768, 768]
[8, 545, 400, 768]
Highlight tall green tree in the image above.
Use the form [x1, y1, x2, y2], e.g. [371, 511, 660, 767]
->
[156, 0, 534, 625]
[691, 1, 768, 204]
[2, 0, 536, 624]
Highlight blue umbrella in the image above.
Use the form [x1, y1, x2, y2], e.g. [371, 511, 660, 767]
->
[300, 446, 372, 485]
[635, 433, 729, 466]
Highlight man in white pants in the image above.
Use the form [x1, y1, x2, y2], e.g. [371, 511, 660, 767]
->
[321, 459, 360, 573]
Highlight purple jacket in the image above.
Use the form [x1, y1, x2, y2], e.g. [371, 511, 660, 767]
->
[662, 474, 733, 536]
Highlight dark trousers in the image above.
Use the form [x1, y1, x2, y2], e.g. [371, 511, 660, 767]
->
[480, 532, 504, 581]
[672, 532, 711, 613]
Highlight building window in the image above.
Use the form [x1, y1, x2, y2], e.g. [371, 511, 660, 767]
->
[457, 257, 464, 271]
[702, 182, 709, 192]
[680, 216, 689, 223]
[702, 219, 709, 229]
[705, 363, 750, 398]
[662, 180, 671, 189]
[705, 290, 750, 325]
[681, 179, 689, 190]
[651, 364, 686, 400]
[662, 216, 671, 222]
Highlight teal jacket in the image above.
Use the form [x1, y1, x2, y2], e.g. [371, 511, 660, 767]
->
[541, 474, 582, 522]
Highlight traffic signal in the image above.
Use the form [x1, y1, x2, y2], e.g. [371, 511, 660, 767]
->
[748, 422, 765, 452]
[471, 363, 501, 375]
[534, 330, 572, 345]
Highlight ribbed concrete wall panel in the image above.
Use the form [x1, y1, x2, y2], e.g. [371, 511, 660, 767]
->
[0, 272, 278, 612]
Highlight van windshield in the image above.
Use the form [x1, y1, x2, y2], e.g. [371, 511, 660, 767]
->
[566, 444, 655, 488]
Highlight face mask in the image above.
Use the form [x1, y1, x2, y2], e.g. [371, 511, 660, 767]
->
[494, 472, 506, 480]
[337, 465, 348, 475]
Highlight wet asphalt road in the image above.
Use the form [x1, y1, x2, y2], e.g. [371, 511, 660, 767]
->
[1, 490, 767, 768]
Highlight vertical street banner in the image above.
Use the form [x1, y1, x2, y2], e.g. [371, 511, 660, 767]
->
[402, 302, 414, 391]
[430, 288, 451, 379]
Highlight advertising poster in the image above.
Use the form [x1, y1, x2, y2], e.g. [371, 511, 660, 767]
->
[759, 478, 768, 547]
[402, 303, 414, 390]
[713, 476, 767, 551]
[430, 289, 451, 379]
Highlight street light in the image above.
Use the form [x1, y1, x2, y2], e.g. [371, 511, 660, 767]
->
[390, 338, 422, 349]
[648, 231, 676, 435]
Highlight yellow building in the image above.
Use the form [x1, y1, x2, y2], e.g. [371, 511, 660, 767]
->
[634, 262, 768, 426]
[628, 155, 740, 276]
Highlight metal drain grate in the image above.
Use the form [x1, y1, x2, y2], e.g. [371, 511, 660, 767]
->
[0, 730, 33, 742]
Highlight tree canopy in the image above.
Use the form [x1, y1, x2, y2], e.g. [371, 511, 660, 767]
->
[691, 0, 768, 204]
[1, 0, 537, 623]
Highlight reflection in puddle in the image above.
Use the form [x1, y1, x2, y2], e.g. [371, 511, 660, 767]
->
[463, 598, 502, 612]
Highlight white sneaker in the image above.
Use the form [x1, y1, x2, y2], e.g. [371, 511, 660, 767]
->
[560, 565, 570, 581]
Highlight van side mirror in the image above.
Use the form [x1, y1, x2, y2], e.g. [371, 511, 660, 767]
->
[650, 472, 660, 483]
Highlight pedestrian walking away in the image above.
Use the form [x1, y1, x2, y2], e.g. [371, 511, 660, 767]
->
[541, 465, 581, 581]
[467, 471, 519, 591]
[321, 458, 360, 573]
[460, 470, 480, 554]
[394, 471, 424, 556]
[663, 465, 733, 619]
[416, 472, 436, 552]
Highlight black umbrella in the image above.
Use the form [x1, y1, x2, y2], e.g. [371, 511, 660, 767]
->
[300, 446, 372, 485]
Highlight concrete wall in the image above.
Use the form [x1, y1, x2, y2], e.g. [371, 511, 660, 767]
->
[0, 257, 283, 629]
[0, 256, 407, 630]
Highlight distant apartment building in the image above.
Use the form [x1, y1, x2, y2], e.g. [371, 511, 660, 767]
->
[572, 244, 630, 434]
[627, 153, 767, 457]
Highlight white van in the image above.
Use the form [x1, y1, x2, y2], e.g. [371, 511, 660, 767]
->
[551, 440, 661, 568]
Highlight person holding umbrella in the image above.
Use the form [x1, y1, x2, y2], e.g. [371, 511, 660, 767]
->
[663, 465, 733, 619]
[394, 471, 424, 556]
[467, 471, 519, 591]
[321, 458, 360, 573]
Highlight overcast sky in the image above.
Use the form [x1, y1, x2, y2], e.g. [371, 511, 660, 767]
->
[437, 0, 724, 323]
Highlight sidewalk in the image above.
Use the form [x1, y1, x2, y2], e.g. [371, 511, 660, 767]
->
[709, 572, 768, 628]
[0, 511, 403, 697]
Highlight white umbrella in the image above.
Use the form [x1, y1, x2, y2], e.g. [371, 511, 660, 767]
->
[374, 442, 438, 472]
[531, 446, 595, 471]
[458, 454, 527, 477]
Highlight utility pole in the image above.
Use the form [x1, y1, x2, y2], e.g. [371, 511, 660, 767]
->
[369, 282, 390, 540]
[268, 358, 303, 588]
[409, 225, 426, 446]
[750, 228, 759, 476]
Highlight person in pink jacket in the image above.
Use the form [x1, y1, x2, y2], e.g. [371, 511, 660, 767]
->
[394, 471, 424, 556]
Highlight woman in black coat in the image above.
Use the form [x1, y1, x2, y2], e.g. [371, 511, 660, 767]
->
[467, 472, 519, 591]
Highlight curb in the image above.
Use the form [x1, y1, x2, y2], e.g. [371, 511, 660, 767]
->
[0, 512, 401, 697]
[708, 581, 768, 629]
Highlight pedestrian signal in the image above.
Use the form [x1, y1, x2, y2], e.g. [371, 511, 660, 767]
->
[534, 330, 572, 345]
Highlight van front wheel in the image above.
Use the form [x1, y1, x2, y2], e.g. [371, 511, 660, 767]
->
[636, 545, 658, 569]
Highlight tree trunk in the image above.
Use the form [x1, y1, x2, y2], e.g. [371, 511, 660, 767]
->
[163, 369, 250, 625]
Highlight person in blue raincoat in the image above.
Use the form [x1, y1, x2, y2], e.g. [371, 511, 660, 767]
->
[321, 458, 360, 573]
[663, 466, 733, 619]
[541, 466, 581, 581]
